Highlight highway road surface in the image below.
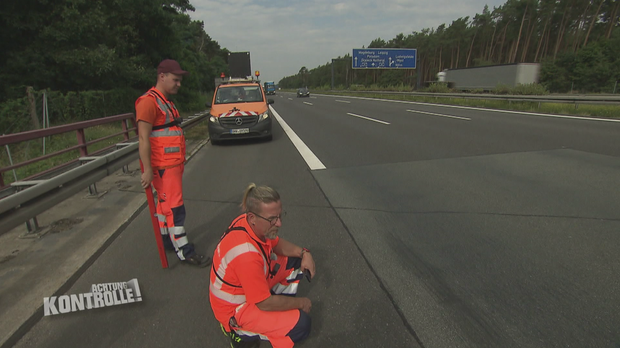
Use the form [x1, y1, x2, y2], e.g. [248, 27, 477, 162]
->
[11, 92, 620, 348]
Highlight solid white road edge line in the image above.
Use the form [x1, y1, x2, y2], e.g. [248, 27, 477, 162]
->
[270, 106, 326, 171]
[346, 113, 391, 125]
[406, 109, 471, 121]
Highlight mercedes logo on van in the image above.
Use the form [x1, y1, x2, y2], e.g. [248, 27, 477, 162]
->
[235, 117, 243, 126]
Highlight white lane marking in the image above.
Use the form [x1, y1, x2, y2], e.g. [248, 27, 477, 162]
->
[303, 102, 313, 106]
[406, 109, 471, 121]
[288, 98, 293, 100]
[315, 94, 620, 123]
[270, 106, 326, 170]
[335, 100, 351, 103]
[346, 113, 390, 125]
[347, 112, 390, 124]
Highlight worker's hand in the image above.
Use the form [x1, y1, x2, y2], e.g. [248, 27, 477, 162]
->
[141, 168, 154, 189]
[300, 252, 316, 280]
[298, 297, 312, 313]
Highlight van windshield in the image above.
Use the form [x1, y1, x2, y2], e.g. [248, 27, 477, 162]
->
[215, 86, 264, 104]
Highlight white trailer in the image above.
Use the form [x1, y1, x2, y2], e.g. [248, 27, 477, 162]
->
[443, 63, 541, 91]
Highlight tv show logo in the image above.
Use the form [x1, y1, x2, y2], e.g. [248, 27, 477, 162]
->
[44, 278, 142, 316]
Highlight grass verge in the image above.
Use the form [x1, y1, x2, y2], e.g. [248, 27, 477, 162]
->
[315, 91, 620, 119]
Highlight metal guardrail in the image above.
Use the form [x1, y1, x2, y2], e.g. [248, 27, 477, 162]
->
[0, 111, 208, 236]
[0, 113, 138, 189]
[329, 90, 620, 106]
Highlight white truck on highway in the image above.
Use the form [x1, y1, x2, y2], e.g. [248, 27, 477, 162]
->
[440, 63, 541, 91]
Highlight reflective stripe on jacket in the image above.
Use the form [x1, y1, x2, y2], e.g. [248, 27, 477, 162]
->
[209, 214, 277, 326]
[135, 87, 185, 169]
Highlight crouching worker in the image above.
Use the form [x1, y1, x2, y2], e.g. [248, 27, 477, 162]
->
[209, 184, 315, 348]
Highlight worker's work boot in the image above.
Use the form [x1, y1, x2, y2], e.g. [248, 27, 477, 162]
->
[221, 323, 260, 348]
[183, 253, 212, 268]
[229, 331, 260, 348]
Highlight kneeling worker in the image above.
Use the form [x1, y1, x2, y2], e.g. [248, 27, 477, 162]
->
[209, 184, 316, 348]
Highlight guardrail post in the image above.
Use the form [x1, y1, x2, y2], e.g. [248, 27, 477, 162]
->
[114, 143, 133, 175]
[76, 129, 88, 157]
[4, 143, 18, 182]
[87, 183, 99, 196]
[122, 119, 129, 141]
[25, 217, 40, 233]
[130, 116, 138, 137]
[79, 157, 107, 198]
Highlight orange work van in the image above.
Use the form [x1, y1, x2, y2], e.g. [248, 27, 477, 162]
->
[207, 79, 274, 144]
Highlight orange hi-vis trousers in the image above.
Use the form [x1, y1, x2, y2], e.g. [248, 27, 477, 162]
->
[152, 164, 193, 260]
[228, 256, 311, 348]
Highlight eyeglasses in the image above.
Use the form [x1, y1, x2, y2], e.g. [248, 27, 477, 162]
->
[249, 211, 286, 226]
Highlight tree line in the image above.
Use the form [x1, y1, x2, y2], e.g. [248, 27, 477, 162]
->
[0, 0, 228, 133]
[280, 0, 620, 94]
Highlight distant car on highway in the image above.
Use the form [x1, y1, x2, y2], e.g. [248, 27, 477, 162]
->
[297, 87, 310, 98]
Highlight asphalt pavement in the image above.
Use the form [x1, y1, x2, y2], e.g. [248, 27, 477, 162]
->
[271, 93, 620, 347]
[1, 113, 420, 348]
[3, 92, 620, 348]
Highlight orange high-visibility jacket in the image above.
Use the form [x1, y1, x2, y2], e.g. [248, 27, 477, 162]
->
[135, 87, 186, 169]
[210, 214, 280, 326]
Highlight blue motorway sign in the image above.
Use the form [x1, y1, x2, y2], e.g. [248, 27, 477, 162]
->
[352, 48, 417, 69]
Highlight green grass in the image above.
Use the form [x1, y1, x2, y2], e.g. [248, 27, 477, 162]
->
[183, 119, 209, 142]
[315, 91, 620, 119]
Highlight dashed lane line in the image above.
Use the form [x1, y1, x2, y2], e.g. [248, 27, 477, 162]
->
[346, 113, 390, 125]
[406, 109, 471, 121]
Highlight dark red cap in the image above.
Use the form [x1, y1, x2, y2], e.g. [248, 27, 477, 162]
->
[157, 59, 188, 75]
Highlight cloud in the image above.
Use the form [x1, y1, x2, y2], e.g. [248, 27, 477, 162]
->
[190, 0, 506, 83]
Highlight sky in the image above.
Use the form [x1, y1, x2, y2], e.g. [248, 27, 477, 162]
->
[191, 0, 507, 84]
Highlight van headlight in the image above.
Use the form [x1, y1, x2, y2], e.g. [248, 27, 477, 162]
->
[209, 115, 219, 124]
[258, 112, 270, 122]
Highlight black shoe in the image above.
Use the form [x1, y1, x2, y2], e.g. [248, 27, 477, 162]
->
[182, 253, 212, 268]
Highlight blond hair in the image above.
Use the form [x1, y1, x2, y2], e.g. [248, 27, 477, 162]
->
[241, 183, 280, 213]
